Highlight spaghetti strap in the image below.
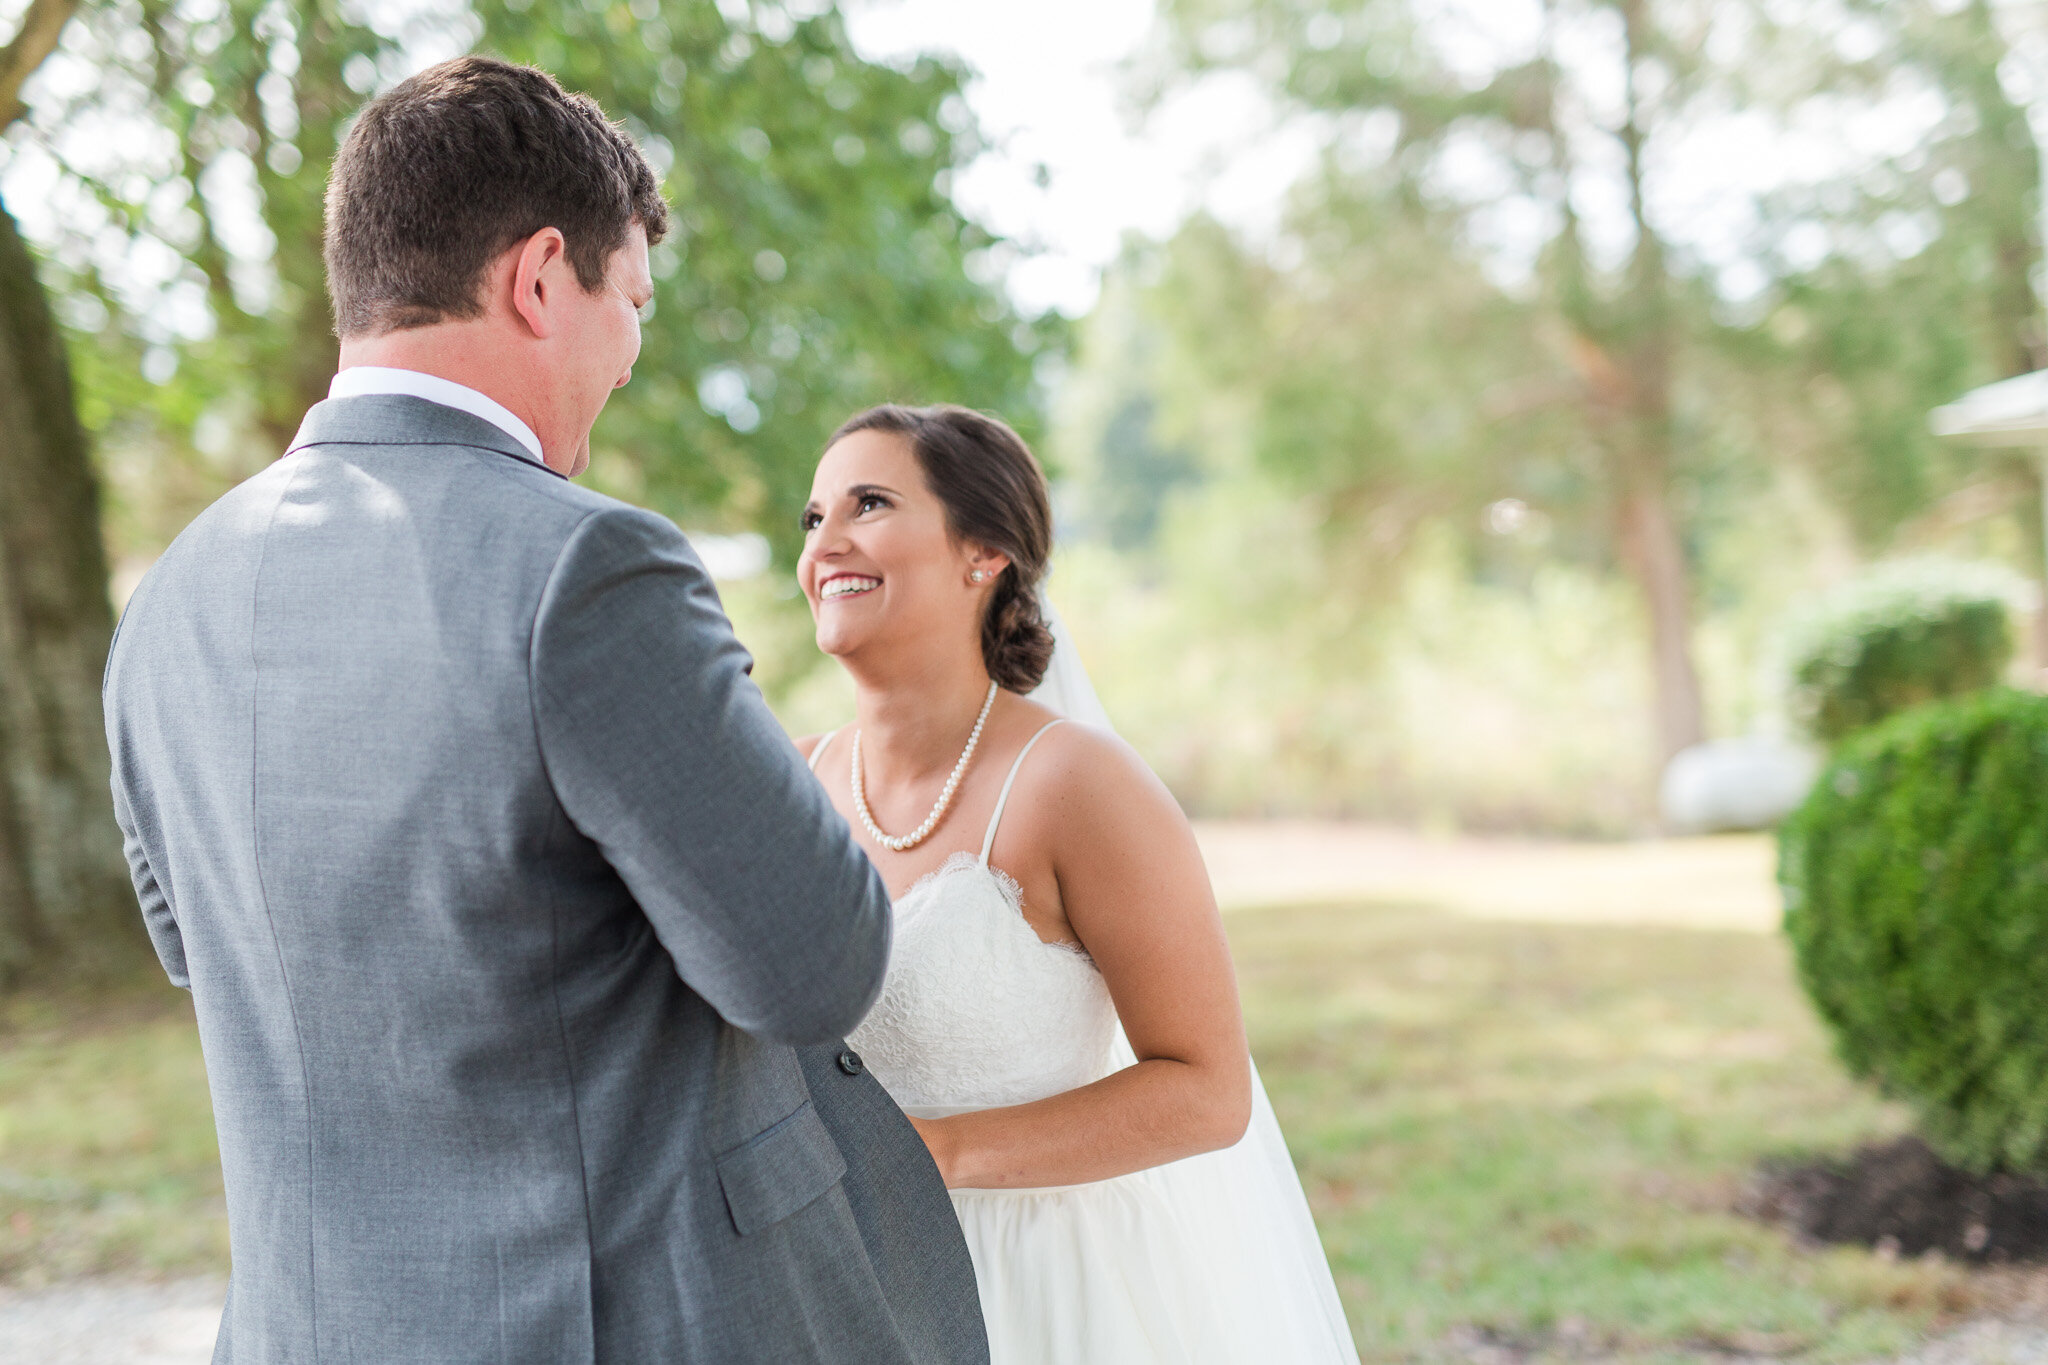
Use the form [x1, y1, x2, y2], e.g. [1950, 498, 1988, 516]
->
[978, 719, 1067, 866]
[807, 729, 840, 774]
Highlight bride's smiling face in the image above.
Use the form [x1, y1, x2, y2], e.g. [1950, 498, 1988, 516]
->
[798, 428, 1002, 665]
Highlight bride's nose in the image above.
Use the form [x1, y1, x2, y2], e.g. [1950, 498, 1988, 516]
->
[810, 509, 855, 552]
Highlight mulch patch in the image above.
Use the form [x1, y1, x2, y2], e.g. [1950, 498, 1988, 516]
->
[1745, 1136, 2048, 1263]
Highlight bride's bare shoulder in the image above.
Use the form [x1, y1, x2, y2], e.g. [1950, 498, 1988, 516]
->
[1014, 710, 1183, 830]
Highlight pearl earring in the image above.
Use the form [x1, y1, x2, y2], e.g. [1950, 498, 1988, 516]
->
[970, 570, 988, 583]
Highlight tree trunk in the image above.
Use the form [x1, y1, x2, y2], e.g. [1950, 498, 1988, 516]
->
[1610, 328, 1706, 765]
[254, 0, 348, 448]
[1563, 315, 1708, 766]
[1617, 467, 1706, 763]
[1611, 0, 1707, 767]
[0, 195, 141, 984]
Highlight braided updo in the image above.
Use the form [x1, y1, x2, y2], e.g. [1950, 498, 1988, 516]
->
[827, 403, 1055, 692]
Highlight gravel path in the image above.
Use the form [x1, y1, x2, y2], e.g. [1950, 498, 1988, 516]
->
[1893, 1320, 2048, 1365]
[2, 1276, 2046, 1364]
[1192, 820, 1780, 930]
[0, 1278, 221, 1365]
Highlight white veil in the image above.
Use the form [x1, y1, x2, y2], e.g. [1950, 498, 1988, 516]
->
[1022, 597, 1115, 730]
[1026, 597, 1361, 1363]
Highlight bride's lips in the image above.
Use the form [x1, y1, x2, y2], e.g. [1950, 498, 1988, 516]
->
[818, 572, 882, 602]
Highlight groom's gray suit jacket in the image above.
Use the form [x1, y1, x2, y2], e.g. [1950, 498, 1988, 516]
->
[103, 395, 986, 1364]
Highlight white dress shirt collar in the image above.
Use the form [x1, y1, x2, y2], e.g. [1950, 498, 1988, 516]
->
[327, 367, 545, 465]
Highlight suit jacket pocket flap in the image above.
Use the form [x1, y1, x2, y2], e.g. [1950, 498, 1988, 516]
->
[715, 1100, 847, 1236]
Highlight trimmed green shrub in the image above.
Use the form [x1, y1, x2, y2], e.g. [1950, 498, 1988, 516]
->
[1779, 687, 2048, 1172]
[1783, 558, 2021, 743]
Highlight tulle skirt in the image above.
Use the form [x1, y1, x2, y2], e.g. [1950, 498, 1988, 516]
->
[911, 1058, 1359, 1365]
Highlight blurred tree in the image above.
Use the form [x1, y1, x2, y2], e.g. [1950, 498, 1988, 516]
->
[1077, 191, 1562, 585]
[481, 2, 1048, 557]
[1052, 168, 1664, 825]
[1145, 0, 2048, 762]
[130, 0, 377, 451]
[1743, 0, 2048, 653]
[1154, 0, 1722, 764]
[0, 0, 141, 983]
[44, 0, 1042, 565]
[1092, 391, 1200, 550]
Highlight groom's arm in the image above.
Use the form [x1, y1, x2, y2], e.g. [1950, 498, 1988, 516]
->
[104, 610, 189, 989]
[530, 504, 890, 1045]
[110, 776, 189, 989]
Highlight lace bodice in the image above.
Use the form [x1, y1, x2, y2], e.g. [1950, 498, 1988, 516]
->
[819, 721, 1121, 1110]
[851, 852, 1119, 1109]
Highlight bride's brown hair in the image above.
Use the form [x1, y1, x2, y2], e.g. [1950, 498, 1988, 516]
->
[827, 403, 1055, 692]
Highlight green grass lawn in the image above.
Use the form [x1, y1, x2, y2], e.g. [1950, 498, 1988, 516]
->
[0, 899, 2014, 1358]
[0, 982, 226, 1285]
[1233, 900, 1991, 1361]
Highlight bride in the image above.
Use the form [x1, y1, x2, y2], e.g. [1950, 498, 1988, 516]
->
[795, 402, 1359, 1363]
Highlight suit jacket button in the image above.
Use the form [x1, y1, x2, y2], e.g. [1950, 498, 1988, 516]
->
[836, 1049, 864, 1076]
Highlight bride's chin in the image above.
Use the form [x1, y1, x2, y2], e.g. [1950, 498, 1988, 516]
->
[814, 626, 863, 660]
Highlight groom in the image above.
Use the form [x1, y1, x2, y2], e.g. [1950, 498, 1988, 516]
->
[102, 57, 984, 1363]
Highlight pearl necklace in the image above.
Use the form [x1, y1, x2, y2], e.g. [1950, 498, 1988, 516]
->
[851, 681, 999, 853]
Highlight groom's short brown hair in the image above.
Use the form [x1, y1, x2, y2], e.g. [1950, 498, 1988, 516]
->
[324, 56, 669, 338]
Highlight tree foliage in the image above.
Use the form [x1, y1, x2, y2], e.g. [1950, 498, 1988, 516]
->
[25, 0, 1044, 562]
[1147, 0, 1736, 763]
[1745, 0, 2045, 549]
[482, 0, 1048, 555]
[1050, 0, 2048, 800]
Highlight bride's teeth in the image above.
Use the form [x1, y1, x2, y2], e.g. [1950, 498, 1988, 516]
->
[822, 576, 880, 599]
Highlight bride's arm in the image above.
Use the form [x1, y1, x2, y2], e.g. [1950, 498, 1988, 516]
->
[910, 726, 1253, 1188]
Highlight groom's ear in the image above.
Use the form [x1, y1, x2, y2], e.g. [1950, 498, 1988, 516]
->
[509, 227, 570, 339]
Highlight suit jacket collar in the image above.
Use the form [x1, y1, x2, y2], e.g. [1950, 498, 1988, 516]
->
[287, 395, 567, 481]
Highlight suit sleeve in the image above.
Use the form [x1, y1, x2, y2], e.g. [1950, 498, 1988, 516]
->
[529, 505, 891, 1044]
[110, 775, 189, 989]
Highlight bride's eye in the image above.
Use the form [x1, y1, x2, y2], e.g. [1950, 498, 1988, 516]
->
[858, 495, 889, 515]
[800, 509, 822, 531]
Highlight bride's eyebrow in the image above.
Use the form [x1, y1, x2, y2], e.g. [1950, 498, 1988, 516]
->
[848, 483, 899, 500]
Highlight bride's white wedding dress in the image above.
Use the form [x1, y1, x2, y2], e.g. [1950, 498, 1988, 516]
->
[813, 720, 1359, 1363]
